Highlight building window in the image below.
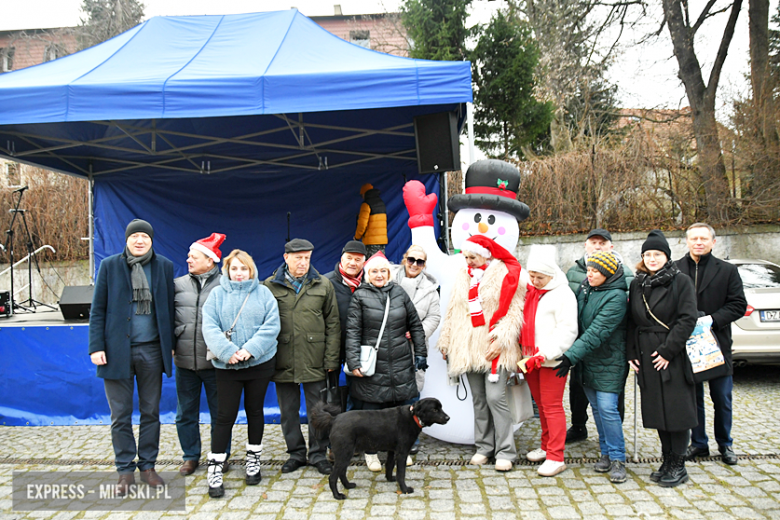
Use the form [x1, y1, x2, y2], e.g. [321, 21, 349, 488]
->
[5, 163, 22, 187]
[45, 45, 58, 62]
[350, 30, 370, 49]
[1, 47, 15, 72]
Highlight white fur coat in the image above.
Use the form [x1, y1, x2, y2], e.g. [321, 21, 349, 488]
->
[438, 260, 525, 376]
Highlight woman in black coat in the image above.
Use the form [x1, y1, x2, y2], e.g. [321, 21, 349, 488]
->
[345, 252, 427, 472]
[627, 230, 698, 488]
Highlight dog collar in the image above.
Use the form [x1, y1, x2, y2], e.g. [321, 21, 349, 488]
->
[411, 406, 424, 429]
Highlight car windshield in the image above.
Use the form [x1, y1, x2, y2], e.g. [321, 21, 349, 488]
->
[737, 263, 780, 289]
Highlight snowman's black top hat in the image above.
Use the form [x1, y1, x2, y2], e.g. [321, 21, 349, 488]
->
[448, 159, 530, 221]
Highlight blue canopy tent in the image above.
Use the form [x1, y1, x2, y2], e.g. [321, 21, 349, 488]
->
[0, 10, 473, 425]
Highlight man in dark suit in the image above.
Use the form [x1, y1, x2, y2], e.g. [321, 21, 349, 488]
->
[89, 219, 175, 494]
[676, 223, 746, 465]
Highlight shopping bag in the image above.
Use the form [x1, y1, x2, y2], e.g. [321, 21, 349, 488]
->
[506, 372, 534, 424]
[686, 315, 726, 383]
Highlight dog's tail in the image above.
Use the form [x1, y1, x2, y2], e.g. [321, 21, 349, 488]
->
[309, 401, 341, 439]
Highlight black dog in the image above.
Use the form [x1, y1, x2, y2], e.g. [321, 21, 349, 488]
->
[310, 397, 449, 500]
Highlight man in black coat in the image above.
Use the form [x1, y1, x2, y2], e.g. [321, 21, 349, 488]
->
[89, 219, 175, 494]
[323, 240, 367, 412]
[675, 223, 747, 465]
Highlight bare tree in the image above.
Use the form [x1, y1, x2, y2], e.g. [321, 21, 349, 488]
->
[510, 0, 643, 151]
[78, 0, 145, 50]
[661, 0, 742, 220]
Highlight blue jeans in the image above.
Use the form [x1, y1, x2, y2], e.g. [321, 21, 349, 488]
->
[583, 386, 625, 462]
[175, 366, 230, 460]
[691, 375, 733, 449]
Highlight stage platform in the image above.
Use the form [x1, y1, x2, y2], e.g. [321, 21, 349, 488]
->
[0, 309, 291, 426]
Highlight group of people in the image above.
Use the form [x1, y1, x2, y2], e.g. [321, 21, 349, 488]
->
[88, 220, 439, 498]
[88, 217, 745, 499]
[435, 224, 744, 487]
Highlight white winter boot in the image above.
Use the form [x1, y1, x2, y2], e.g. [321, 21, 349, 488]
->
[246, 443, 263, 485]
[207, 452, 227, 498]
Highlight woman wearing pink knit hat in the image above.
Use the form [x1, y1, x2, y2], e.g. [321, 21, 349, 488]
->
[438, 235, 525, 472]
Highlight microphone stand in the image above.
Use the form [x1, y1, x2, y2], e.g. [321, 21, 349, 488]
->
[5, 186, 56, 312]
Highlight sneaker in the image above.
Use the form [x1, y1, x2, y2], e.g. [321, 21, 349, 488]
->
[470, 453, 489, 465]
[365, 453, 382, 472]
[526, 448, 547, 462]
[406, 456, 413, 467]
[594, 454, 610, 473]
[538, 459, 566, 477]
[495, 459, 513, 472]
[565, 425, 588, 444]
[608, 460, 627, 483]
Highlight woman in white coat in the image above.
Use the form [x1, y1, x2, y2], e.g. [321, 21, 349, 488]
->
[519, 245, 578, 477]
[391, 245, 441, 391]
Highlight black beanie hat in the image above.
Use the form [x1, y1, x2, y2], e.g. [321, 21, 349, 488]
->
[125, 219, 154, 240]
[641, 229, 671, 259]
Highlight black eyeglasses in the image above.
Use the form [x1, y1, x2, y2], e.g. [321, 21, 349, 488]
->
[406, 256, 426, 266]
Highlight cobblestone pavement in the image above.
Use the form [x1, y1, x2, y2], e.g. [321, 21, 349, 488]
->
[1, 365, 779, 519]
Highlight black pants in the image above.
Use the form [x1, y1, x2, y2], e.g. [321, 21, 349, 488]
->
[103, 342, 163, 473]
[211, 358, 275, 454]
[570, 377, 626, 425]
[658, 429, 690, 457]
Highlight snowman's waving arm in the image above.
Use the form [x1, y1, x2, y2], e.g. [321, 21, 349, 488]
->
[403, 180, 450, 269]
[403, 181, 437, 228]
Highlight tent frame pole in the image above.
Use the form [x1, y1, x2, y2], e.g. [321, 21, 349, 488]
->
[467, 102, 475, 166]
[440, 171, 450, 253]
[88, 166, 94, 285]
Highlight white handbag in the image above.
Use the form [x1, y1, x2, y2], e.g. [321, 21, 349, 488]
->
[344, 296, 390, 377]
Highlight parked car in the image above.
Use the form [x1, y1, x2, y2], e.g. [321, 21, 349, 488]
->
[729, 259, 780, 365]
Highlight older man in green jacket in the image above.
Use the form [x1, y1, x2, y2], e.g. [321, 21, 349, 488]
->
[265, 238, 340, 476]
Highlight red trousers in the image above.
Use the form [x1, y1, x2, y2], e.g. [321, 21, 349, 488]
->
[525, 367, 567, 462]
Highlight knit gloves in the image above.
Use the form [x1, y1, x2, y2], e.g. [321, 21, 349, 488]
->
[553, 355, 572, 378]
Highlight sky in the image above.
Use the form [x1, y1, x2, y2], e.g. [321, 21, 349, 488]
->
[1, 0, 774, 119]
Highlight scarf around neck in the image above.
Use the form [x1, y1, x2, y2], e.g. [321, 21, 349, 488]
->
[125, 247, 153, 315]
[338, 263, 363, 293]
[468, 263, 489, 327]
[520, 283, 549, 357]
[284, 265, 305, 294]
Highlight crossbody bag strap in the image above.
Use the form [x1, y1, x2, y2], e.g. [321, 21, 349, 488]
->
[373, 296, 391, 351]
[227, 292, 252, 335]
[642, 293, 670, 330]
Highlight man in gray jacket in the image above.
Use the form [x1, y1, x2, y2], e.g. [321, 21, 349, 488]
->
[174, 233, 229, 476]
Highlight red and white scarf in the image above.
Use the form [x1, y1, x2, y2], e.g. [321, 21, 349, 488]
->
[467, 263, 488, 327]
[338, 264, 363, 293]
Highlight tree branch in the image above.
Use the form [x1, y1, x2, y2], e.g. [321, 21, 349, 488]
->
[705, 0, 743, 104]
[692, 0, 729, 34]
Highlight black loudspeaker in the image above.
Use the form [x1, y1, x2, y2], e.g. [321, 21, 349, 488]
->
[0, 291, 10, 317]
[414, 111, 460, 174]
[59, 285, 93, 320]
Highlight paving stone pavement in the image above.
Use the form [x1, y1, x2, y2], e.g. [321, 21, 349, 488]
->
[1, 365, 779, 519]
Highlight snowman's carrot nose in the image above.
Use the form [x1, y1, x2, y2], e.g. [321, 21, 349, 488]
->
[478, 222, 489, 233]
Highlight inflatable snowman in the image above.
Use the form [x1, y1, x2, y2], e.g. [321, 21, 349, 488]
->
[403, 159, 530, 444]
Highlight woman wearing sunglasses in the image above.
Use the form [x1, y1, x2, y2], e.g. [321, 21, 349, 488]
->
[391, 245, 442, 400]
